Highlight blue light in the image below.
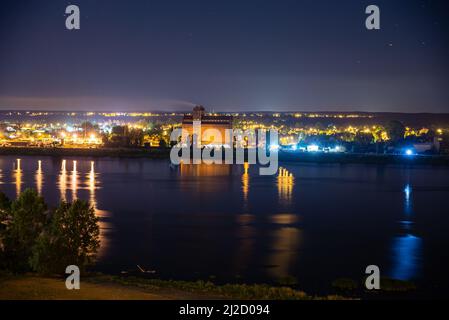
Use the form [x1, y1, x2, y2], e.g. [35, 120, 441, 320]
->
[404, 184, 412, 216]
[390, 234, 422, 281]
[405, 149, 414, 156]
[291, 145, 297, 151]
[404, 184, 411, 201]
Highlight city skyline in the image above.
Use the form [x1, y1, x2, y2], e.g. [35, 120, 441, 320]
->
[1, 0, 449, 113]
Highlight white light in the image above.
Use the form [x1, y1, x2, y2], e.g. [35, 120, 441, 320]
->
[291, 145, 297, 151]
[404, 184, 411, 201]
[307, 144, 319, 152]
[269, 144, 279, 151]
[405, 149, 413, 156]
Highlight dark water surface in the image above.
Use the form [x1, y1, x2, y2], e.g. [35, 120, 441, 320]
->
[1, 155, 448, 296]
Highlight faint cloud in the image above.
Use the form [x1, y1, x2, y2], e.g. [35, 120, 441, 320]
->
[0, 96, 197, 112]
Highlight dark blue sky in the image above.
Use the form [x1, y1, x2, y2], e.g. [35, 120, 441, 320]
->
[0, 0, 448, 112]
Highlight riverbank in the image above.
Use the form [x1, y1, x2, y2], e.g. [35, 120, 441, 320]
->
[0, 274, 345, 300]
[0, 146, 170, 158]
[279, 151, 449, 165]
[2, 146, 449, 166]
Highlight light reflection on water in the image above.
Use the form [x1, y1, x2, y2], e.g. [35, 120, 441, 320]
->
[4, 158, 111, 261]
[389, 183, 423, 281]
[14, 158, 22, 197]
[1, 157, 448, 294]
[35, 160, 43, 195]
[242, 162, 249, 206]
[85, 160, 111, 260]
[277, 167, 294, 206]
[176, 163, 302, 281]
[390, 234, 422, 281]
[71, 160, 78, 200]
[59, 159, 67, 202]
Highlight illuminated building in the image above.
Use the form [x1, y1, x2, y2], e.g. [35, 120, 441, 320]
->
[182, 105, 233, 147]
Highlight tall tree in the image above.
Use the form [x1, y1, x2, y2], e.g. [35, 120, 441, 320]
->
[30, 200, 100, 274]
[2, 189, 48, 271]
[385, 120, 406, 143]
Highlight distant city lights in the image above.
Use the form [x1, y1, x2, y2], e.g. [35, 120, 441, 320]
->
[307, 144, 320, 152]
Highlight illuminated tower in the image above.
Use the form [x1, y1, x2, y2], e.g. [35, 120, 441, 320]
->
[192, 105, 205, 121]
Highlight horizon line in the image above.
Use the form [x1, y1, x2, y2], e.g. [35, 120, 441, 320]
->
[1, 108, 449, 115]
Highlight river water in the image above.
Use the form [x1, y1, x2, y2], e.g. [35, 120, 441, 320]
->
[1, 155, 448, 296]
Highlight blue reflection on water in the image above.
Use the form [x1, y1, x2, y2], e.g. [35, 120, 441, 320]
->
[390, 234, 422, 280]
[389, 184, 422, 281]
[404, 184, 412, 216]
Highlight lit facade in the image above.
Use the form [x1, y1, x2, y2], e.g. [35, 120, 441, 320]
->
[182, 106, 233, 147]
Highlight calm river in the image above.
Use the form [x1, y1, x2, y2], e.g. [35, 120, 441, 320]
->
[1, 155, 448, 296]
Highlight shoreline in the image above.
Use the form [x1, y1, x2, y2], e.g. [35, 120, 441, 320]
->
[1, 146, 449, 166]
[0, 274, 346, 300]
[0, 146, 171, 158]
[279, 151, 449, 165]
[0, 273, 421, 300]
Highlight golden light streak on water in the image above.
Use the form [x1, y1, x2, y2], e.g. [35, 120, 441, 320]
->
[35, 160, 43, 195]
[242, 162, 250, 204]
[277, 167, 294, 205]
[59, 159, 67, 202]
[88, 161, 97, 208]
[71, 160, 78, 201]
[85, 160, 111, 260]
[14, 159, 22, 197]
[272, 167, 300, 280]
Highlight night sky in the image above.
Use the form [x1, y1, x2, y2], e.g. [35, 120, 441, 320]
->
[0, 0, 448, 112]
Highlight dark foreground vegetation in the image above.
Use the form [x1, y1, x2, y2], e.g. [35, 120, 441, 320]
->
[0, 189, 100, 274]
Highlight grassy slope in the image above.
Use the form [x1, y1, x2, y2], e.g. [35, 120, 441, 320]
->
[0, 275, 347, 300]
[0, 275, 222, 300]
